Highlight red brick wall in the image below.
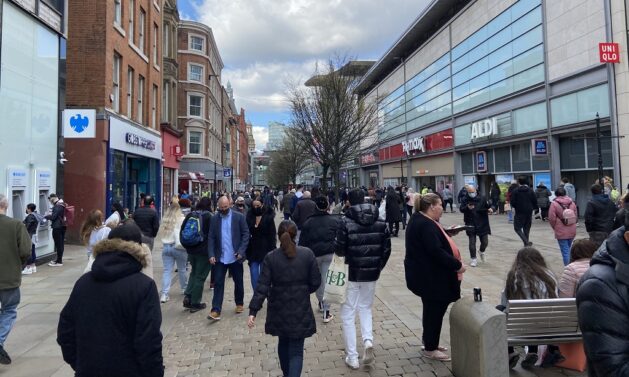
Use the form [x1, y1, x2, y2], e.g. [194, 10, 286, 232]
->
[238, 109, 249, 183]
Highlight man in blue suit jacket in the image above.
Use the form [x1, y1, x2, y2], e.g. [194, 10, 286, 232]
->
[208, 196, 250, 320]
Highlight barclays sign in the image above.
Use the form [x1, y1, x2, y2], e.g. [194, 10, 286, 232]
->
[63, 109, 96, 139]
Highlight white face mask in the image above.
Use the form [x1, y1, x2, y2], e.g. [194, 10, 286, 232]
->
[468, 192, 477, 198]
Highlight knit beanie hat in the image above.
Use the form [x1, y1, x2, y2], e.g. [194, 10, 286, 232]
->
[314, 196, 329, 211]
[108, 222, 143, 244]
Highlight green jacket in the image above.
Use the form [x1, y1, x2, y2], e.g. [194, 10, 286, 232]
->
[0, 214, 32, 289]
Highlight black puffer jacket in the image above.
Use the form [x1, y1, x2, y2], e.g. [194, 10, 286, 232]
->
[46, 201, 66, 229]
[576, 227, 629, 377]
[584, 194, 617, 233]
[299, 211, 340, 257]
[535, 185, 551, 209]
[335, 204, 391, 282]
[405, 213, 462, 303]
[133, 207, 160, 238]
[460, 194, 491, 236]
[57, 239, 163, 377]
[613, 204, 629, 231]
[248, 246, 320, 339]
[246, 207, 277, 263]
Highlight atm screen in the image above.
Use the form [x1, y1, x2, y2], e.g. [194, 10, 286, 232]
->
[12, 192, 24, 221]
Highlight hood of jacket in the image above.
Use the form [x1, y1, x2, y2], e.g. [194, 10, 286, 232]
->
[517, 185, 531, 193]
[554, 196, 573, 206]
[346, 203, 378, 226]
[593, 194, 612, 203]
[91, 239, 150, 281]
[592, 226, 629, 286]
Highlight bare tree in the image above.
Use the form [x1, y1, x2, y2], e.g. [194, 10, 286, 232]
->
[265, 132, 311, 188]
[287, 57, 378, 198]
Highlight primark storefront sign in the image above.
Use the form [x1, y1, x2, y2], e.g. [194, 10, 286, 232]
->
[402, 136, 425, 155]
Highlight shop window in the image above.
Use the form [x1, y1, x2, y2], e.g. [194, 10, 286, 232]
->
[188, 131, 202, 155]
[586, 131, 614, 169]
[461, 152, 474, 174]
[551, 84, 610, 127]
[513, 102, 547, 134]
[511, 143, 531, 172]
[532, 156, 549, 171]
[494, 147, 511, 172]
[559, 137, 586, 170]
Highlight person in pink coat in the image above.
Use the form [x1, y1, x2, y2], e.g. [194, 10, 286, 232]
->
[558, 239, 597, 298]
[548, 187, 578, 265]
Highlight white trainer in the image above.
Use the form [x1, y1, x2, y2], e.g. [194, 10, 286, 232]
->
[363, 340, 374, 365]
[345, 356, 359, 370]
[160, 294, 169, 303]
[22, 266, 33, 275]
[470, 258, 478, 267]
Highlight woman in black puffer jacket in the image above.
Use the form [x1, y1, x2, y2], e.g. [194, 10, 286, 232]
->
[246, 199, 277, 290]
[576, 224, 629, 377]
[248, 220, 320, 377]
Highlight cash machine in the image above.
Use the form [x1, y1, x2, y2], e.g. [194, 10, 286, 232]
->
[7, 167, 27, 222]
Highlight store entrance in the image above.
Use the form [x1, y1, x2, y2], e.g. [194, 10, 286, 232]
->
[127, 156, 149, 211]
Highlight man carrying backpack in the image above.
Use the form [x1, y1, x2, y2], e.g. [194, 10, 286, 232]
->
[45, 193, 66, 267]
[181, 197, 213, 313]
[548, 187, 578, 266]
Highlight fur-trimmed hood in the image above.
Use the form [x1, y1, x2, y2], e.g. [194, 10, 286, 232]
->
[93, 238, 151, 267]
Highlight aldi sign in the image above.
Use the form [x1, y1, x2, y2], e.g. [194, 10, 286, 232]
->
[532, 139, 548, 156]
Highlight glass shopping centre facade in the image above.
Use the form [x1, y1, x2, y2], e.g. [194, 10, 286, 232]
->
[357, 0, 619, 211]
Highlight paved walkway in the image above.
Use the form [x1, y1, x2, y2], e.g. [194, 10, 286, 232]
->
[1, 210, 588, 377]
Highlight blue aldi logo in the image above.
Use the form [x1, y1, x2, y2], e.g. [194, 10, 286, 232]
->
[532, 139, 548, 156]
[476, 151, 488, 173]
[63, 109, 96, 139]
[223, 168, 232, 178]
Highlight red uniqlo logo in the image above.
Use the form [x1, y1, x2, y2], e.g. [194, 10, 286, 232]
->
[599, 43, 620, 63]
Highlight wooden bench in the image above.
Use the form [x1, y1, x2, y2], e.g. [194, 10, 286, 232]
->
[507, 298, 582, 346]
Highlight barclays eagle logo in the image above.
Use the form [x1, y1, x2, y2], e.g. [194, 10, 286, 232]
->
[70, 114, 89, 133]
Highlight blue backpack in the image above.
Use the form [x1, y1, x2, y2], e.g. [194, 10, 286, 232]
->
[180, 211, 205, 248]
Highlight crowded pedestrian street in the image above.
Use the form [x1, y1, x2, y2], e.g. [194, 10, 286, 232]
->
[2, 210, 587, 377]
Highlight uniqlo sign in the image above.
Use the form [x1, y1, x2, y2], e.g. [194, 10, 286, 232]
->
[599, 43, 620, 63]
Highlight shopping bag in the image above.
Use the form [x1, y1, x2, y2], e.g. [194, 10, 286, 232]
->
[556, 341, 587, 372]
[504, 203, 511, 212]
[323, 254, 349, 305]
[378, 199, 386, 221]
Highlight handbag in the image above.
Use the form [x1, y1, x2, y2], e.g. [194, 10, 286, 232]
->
[556, 341, 587, 372]
[323, 253, 349, 305]
[504, 203, 511, 212]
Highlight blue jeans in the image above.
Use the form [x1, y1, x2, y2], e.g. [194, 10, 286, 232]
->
[161, 244, 188, 295]
[249, 261, 262, 291]
[278, 337, 305, 377]
[315, 254, 333, 311]
[0, 288, 20, 346]
[508, 208, 513, 222]
[557, 239, 574, 266]
[211, 261, 244, 313]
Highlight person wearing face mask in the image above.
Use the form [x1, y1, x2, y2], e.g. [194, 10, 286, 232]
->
[246, 198, 277, 290]
[459, 185, 493, 267]
[233, 197, 247, 215]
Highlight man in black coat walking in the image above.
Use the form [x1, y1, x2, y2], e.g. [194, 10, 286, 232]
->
[510, 176, 538, 247]
[584, 183, 617, 243]
[460, 186, 492, 267]
[57, 223, 164, 377]
[132, 195, 160, 250]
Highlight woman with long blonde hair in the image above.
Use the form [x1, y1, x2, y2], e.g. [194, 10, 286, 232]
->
[157, 198, 187, 303]
[80, 209, 111, 260]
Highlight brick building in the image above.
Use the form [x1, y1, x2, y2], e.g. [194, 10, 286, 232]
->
[160, 0, 181, 206]
[176, 20, 225, 196]
[64, 0, 163, 241]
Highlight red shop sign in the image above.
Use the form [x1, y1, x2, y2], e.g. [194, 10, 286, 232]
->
[599, 43, 620, 63]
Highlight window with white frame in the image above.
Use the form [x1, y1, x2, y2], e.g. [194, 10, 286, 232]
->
[113, 53, 121, 112]
[151, 84, 157, 128]
[188, 64, 203, 82]
[162, 23, 169, 57]
[126, 67, 134, 118]
[139, 8, 146, 52]
[162, 80, 169, 122]
[188, 131, 202, 155]
[189, 35, 204, 52]
[188, 94, 203, 117]
[128, 0, 135, 43]
[152, 23, 158, 64]
[138, 75, 145, 124]
[114, 0, 121, 26]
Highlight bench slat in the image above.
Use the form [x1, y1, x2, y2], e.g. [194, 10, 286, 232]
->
[508, 326, 580, 335]
[508, 298, 576, 307]
[507, 314, 578, 322]
[508, 311, 578, 318]
[507, 320, 579, 328]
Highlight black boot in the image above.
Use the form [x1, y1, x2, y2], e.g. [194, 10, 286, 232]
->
[0, 345, 11, 365]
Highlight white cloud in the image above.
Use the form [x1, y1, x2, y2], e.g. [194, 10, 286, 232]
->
[190, 0, 431, 121]
[252, 126, 269, 150]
